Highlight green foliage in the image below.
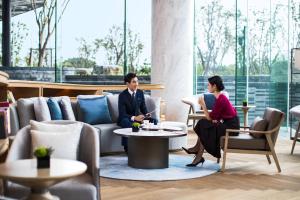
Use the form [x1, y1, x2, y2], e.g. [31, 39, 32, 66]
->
[0, 21, 28, 66]
[95, 25, 144, 71]
[62, 57, 96, 68]
[76, 38, 99, 68]
[132, 122, 141, 128]
[270, 59, 288, 82]
[34, 146, 54, 158]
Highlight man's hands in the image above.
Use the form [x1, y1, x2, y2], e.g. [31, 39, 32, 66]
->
[134, 115, 145, 122]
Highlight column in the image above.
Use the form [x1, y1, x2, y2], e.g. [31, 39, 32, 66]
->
[152, 0, 194, 122]
[2, 0, 11, 67]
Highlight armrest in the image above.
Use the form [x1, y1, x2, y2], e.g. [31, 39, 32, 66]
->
[226, 128, 271, 135]
[6, 126, 31, 162]
[78, 124, 99, 188]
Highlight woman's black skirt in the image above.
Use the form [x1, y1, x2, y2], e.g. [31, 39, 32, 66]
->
[194, 116, 240, 158]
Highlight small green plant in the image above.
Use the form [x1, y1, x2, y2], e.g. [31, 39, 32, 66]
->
[242, 99, 248, 106]
[34, 146, 54, 158]
[132, 122, 141, 128]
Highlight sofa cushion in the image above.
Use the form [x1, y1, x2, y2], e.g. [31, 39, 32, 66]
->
[78, 96, 112, 125]
[106, 94, 119, 123]
[220, 134, 267, 150]
[47, 98, 63, 120]
[30, 120, 83, 160]
[249, 116, 268, 138]
[145, 95, 161, 121]
[17, 98, 38, 128]
[60, 98, 76, 121]
[33, 97, 51, 121]
[6, 173, 97, 200]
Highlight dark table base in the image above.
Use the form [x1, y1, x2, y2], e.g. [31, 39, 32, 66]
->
[128, 137, 169, 169]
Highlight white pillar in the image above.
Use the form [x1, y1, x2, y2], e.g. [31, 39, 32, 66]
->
[152, 0, 194, 122]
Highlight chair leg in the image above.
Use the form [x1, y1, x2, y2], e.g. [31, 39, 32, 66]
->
[221, 151, 227, 172]
[266, 135, 281, 173]
[186, 106, 192, 126]
[217, 158, 220, 163]
[291, 121, 300, 155]
[266, 154, 271, 164]
[221, 135, 229, 172]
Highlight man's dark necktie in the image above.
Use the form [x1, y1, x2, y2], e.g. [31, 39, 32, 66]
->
[131, 92, 138, 115]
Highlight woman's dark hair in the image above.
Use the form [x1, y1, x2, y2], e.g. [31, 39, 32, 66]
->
[208, 75, 225, 91]
[124, 73, 137, 84]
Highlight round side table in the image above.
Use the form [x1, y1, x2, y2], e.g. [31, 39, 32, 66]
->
[0, 158, 87, 200]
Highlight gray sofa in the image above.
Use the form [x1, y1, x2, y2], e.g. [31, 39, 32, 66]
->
[9, 94, 187, 154]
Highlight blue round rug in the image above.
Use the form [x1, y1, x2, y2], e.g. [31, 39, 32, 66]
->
[100, 154, 220, 181]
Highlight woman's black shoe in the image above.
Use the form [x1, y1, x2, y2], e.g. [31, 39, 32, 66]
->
[186, 157, 205, 167]
[182, 147, 197, 154]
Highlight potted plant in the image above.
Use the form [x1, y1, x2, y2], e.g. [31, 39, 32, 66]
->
[132, 122, 141, 132]
[242, 99, 248, 107]
[34, 146, 54, 168]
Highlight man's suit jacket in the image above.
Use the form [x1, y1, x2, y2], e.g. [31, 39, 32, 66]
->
[117, 89, 148, 125]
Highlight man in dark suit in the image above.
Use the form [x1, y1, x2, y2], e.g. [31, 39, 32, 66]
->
[118, 73, 157, 152]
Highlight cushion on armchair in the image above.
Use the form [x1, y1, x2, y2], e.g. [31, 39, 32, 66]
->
[249, 116, 268, 138]
[30, 120, 83, 160]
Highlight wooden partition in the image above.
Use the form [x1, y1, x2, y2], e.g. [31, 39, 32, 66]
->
[6, 80, 164, 100]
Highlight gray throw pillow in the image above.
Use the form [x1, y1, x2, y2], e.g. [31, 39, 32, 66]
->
[60, 98, 76, 121]
[250, 116, 268, 138]
[17, 98, 38, 128]
[33, 97, 51, 122]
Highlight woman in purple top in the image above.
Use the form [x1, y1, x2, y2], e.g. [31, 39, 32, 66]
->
[183, 76, 240, 167]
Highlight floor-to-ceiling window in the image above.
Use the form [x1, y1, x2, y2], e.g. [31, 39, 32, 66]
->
[195, 0, 289, 127]
[1, 0, 152, 84]
[194, 0, 236, 97]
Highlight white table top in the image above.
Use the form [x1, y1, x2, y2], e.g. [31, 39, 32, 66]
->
[114, 128, 187, 138]
[0, 158, 87, 181]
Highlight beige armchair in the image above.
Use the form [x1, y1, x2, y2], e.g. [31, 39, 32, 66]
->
[220, 108, 284, 173]
[181, 91, 229, 128]
[181, 95, 202, 127]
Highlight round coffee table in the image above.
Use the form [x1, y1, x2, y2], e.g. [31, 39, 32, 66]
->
[0, 158, 87, 200]
[114, 127, 186, 169]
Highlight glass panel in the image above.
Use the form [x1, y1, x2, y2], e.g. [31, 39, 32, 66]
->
[195, 0, 236, 96]
[269, 0, 288, 129]
[126, 0, 151, 81]
[58, 0, 124, 84]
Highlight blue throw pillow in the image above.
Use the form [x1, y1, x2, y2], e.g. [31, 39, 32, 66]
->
[203, 93, 216, 110]
[47, 98, 63, 120]
[78, 96, 112, 125]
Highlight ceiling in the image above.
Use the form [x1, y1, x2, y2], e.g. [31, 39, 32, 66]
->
[0, 0, 44, 18]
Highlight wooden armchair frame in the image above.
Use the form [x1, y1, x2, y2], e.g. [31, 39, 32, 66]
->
[222, 116, 284, 173]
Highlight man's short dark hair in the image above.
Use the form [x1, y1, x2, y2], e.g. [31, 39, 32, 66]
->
[124, 73, 137, 84]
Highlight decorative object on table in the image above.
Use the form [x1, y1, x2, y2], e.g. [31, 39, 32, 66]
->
[132, 122, 140, 132]
[242, 99, 248, 106]
[0, 101, 10, 139]
[34, 146, 54, 168]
